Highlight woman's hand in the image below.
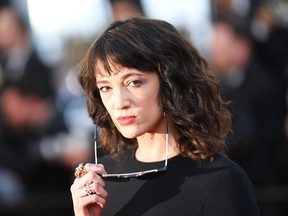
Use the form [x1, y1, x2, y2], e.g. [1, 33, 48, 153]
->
[71, 163, 108, 216]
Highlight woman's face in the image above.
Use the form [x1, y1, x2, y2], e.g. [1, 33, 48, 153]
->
[96, 62, 164, 139]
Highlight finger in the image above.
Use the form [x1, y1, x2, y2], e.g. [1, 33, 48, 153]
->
[76, 171, 106, 189]
[74, 163, 87, 179]
[85, 163, 107, 175]
[72, 191, 105, 211]
[71, 181, 88, 198]
[89, 183, 108, 199]
[84, 184, 93, 196]
[85, 193, 106, 208]
[86, 164, 107, 187]
[76, 189, 106, 209]
[74, 163, 106, 180]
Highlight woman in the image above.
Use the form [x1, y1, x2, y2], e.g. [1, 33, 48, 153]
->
[71, 17, 259, 216]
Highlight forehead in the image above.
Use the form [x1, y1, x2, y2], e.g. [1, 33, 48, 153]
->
[95, 59, 122, 78]
[95, 60, 159, 85]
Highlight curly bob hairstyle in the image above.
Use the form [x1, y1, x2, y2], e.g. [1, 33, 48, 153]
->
[78, 17, 231, 162]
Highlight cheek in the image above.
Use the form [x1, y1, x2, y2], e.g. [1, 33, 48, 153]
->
[145, 84, 160, 106]
[99, 92, 110, 107]
[100, 98, 111, 116]
[140, 93, 162, 120]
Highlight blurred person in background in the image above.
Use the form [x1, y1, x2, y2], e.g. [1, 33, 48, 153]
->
[0, 2, 54, 94]
[250, 1, 288, 148]
[109, 0, 145, 21]
[249, 2, 288, 214]
[250, 2, 288, 121]
[208, 12, 287, 215]
[0, 1, 74, 215]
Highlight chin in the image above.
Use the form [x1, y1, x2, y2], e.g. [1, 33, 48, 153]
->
[119, 129, 140, 139]
[121, 133, 137, 139]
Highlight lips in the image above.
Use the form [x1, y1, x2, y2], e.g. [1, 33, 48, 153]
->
[116, 116, 136, 126]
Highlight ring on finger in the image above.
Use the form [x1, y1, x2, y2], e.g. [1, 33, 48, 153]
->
[85, 184, 93, 196]
[74, 163, 86, 179]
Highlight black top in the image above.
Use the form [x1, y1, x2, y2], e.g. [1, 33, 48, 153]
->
[99, 148, 259, 216]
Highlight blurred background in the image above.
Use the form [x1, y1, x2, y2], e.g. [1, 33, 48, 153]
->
[0, 0, 287, 215]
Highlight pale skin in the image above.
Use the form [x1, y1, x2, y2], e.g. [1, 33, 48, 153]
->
[71, 62, 179, 216]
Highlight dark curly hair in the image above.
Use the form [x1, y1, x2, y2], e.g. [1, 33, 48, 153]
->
[78, 17, 231, 162]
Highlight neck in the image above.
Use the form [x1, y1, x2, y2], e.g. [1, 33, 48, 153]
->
[135, 130, 179, 163]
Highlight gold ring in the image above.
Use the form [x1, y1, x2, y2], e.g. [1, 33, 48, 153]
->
[74, 163, 86, 179]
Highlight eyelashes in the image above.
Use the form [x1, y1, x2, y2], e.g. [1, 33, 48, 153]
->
[98, 79, 143, 93]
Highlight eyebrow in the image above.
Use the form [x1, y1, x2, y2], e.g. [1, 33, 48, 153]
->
[96, 72, 144, 85]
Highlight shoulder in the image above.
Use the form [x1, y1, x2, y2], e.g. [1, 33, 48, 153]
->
[202, 153, 259, 215]
[210, 153, 248, 175]
[204, 153, 253, 191]
[169, 153, 253, 190]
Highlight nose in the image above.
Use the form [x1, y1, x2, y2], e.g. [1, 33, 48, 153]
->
[112, 87, 130, 110]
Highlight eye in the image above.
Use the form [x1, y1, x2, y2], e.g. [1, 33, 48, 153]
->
[127, 80, 142, 87]
[98, 86, 111, 92]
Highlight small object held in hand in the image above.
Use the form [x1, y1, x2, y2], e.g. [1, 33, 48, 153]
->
[74, 163, 86, 179]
